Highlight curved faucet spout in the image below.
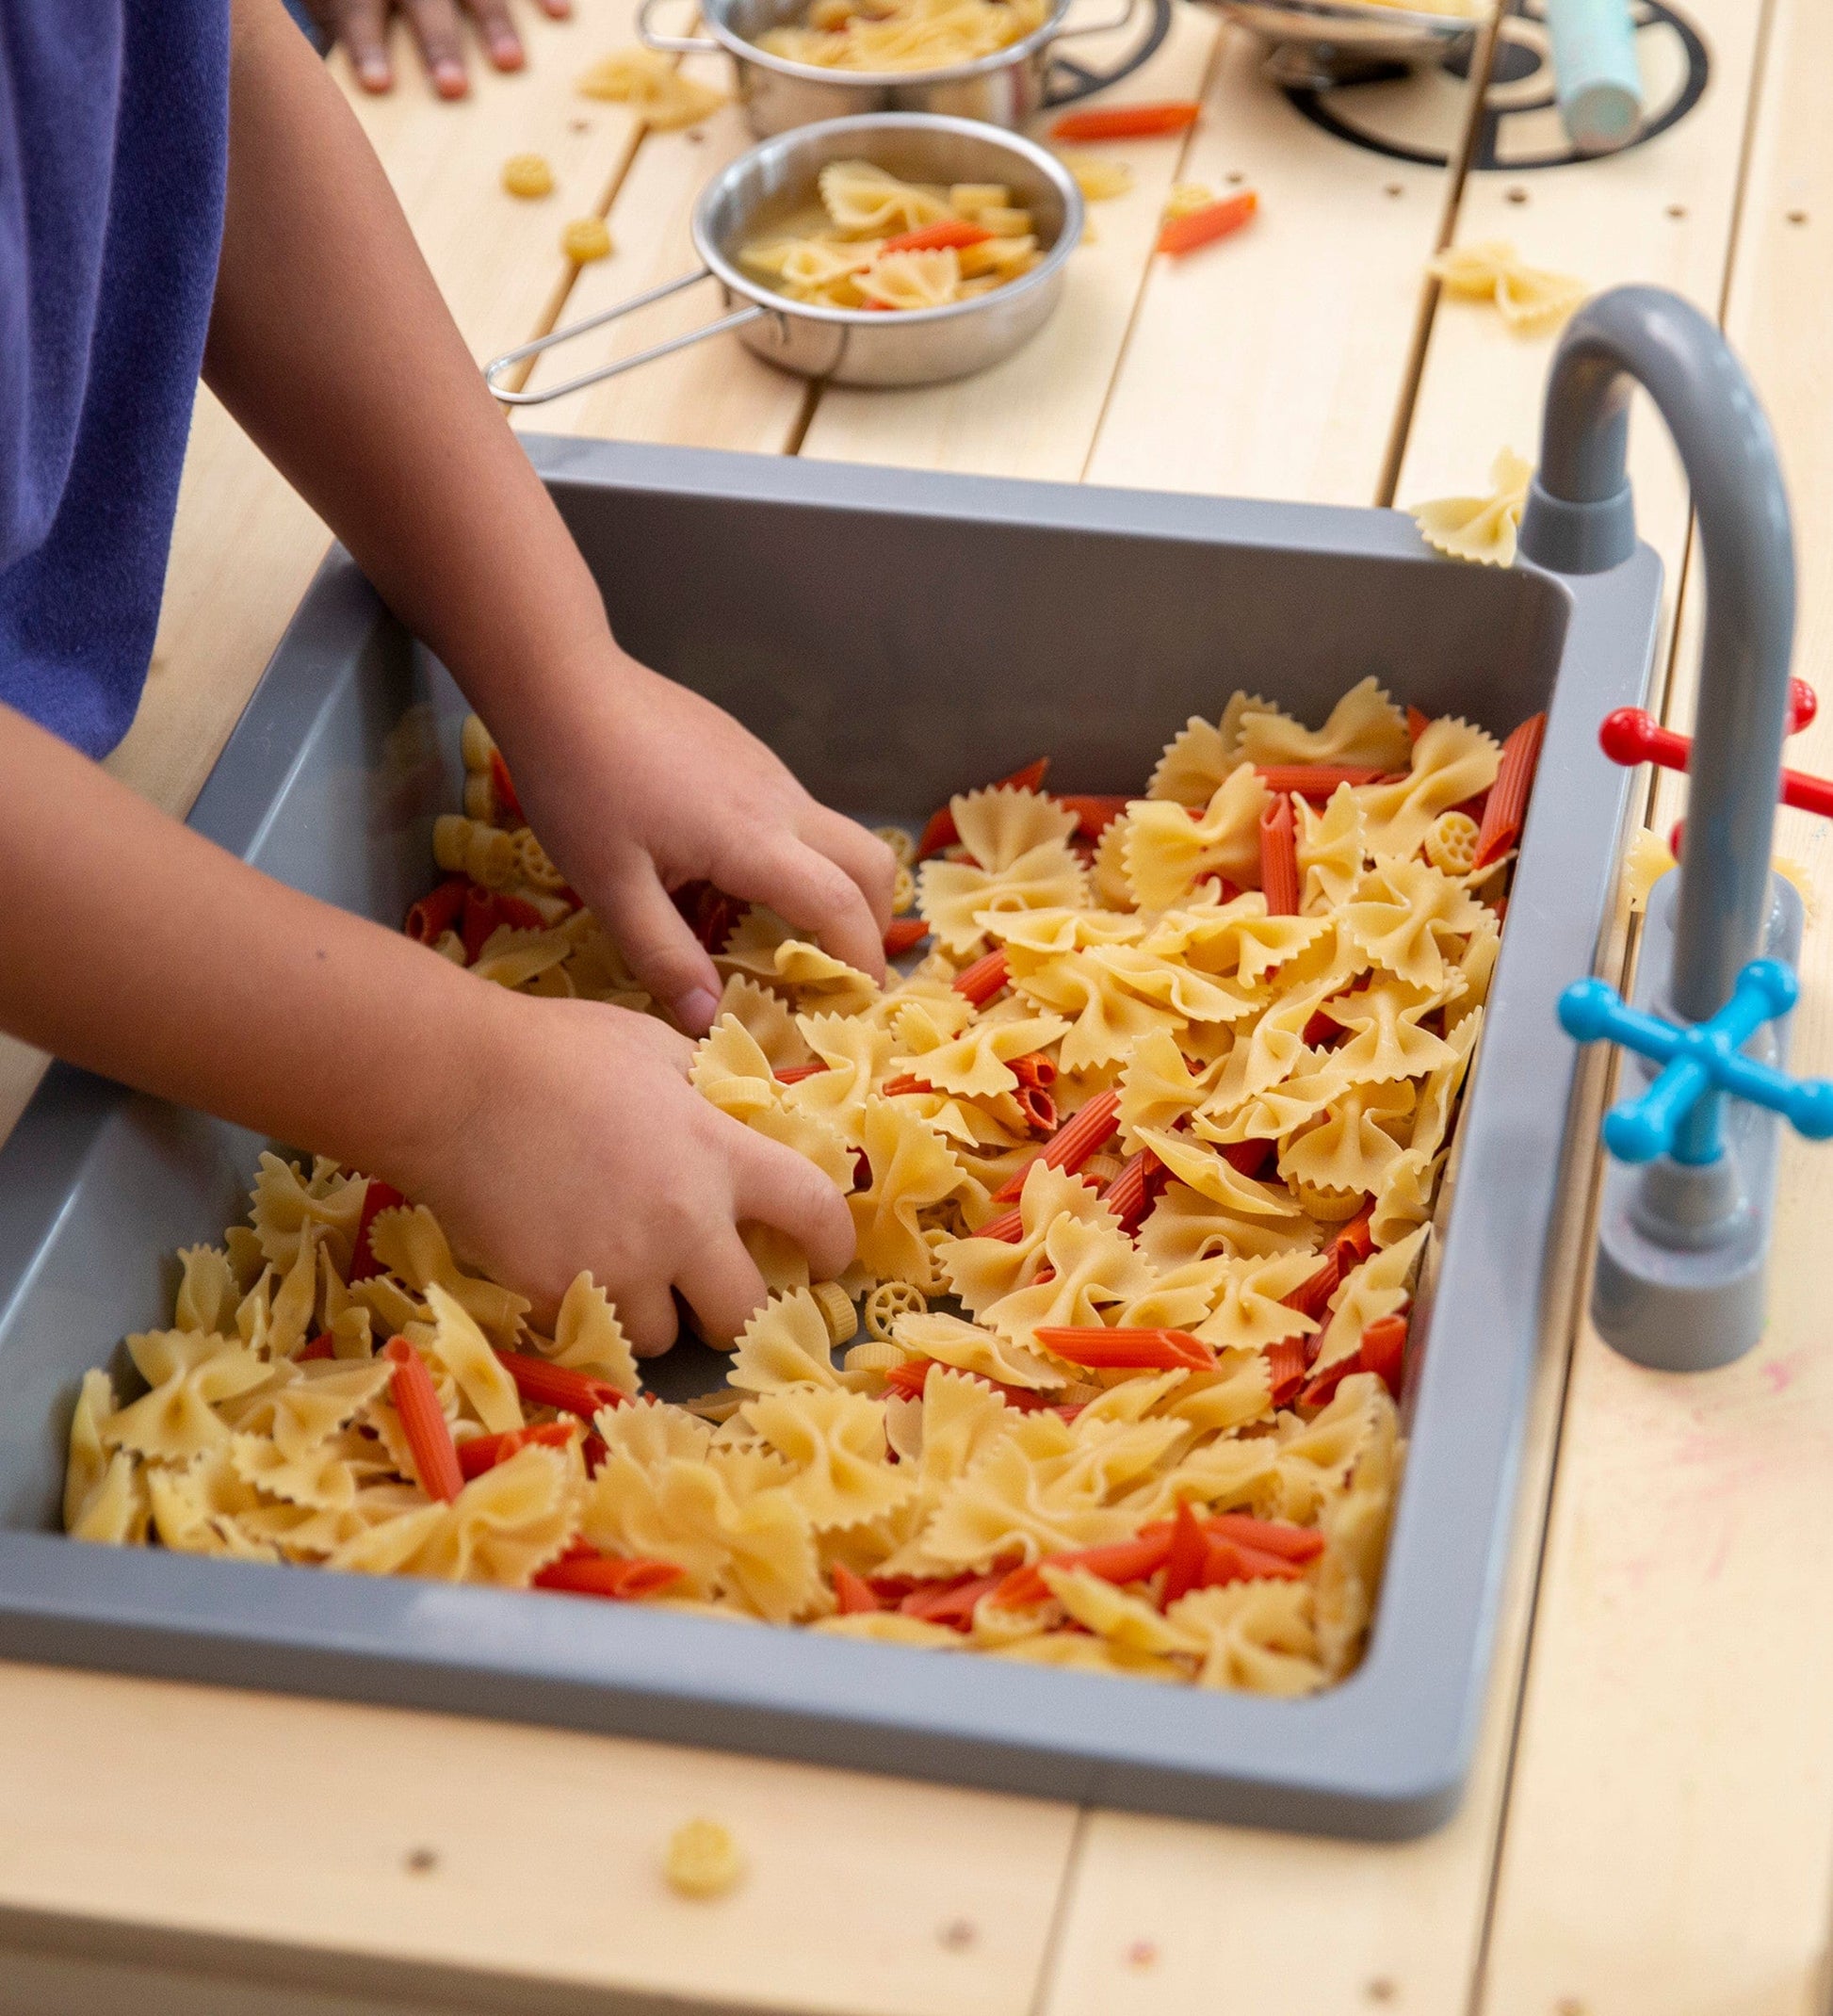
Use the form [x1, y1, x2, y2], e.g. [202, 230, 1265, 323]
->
[1519, 285, 1796, 1022]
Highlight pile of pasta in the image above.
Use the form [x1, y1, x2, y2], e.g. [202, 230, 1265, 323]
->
[63, 679, 1547, 1699]
[755, 0, 1049, 73]
[739, 160, 1044, 311]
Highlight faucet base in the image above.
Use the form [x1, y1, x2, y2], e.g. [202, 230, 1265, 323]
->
[1591, 869, 1806, 1372]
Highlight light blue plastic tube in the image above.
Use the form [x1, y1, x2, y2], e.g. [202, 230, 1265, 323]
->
[1542, 0, 1644, 155]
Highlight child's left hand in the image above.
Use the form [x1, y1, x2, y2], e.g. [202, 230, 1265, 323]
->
[500, 650, 899, 1036]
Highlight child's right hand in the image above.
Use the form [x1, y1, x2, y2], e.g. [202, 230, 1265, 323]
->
[397, 987, 854, 1352]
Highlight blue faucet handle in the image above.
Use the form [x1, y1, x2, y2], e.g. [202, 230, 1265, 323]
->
[1559, 957, 1833, 1165]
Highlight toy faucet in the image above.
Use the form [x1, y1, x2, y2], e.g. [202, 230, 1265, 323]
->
[1521, 286, 1833, 1372]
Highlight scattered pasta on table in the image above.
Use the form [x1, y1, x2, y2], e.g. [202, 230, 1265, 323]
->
[576, 46, 727, 129]
[63, 676, 1550, 1698]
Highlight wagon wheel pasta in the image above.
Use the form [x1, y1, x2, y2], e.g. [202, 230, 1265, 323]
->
[754, 0, 1051, 73]
[63, 681, 1548, 1699]
[738, 162, 1045, 311]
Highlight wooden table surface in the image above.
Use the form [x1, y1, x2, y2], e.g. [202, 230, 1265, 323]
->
[4, 3, 1830, 2011]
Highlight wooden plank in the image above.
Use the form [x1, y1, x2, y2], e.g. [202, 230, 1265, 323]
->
[1473, 3, 1833, 2009]
[1081, 20, 1477, 505]
[1396, 0, 1769, 577]
[511, 58, 809, 450]
[795, 2, 1222, 480]
[0, 1665, 1077, 2016]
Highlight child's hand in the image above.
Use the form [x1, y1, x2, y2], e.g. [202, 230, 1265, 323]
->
[307, 0, 569, 98]
[502, 654, 899, 1037]
[403, 990, 853, 1350]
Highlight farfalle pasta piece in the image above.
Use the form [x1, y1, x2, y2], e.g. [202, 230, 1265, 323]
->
[1165, 1582, 1327, 1695]
[1339, 857, 1487, 991]
[1260, 1374, 1393, 1525]
[918, 837, 1087, 957]
[249, 1152, 366, 1273]
[576, 45, 726, 128]
[980, 1212, 1157, 1348]
[819, 158, 953, 235]
[1146, 693, 1269, 805]
[1137, 1181, 1319, 1268]
[856, 248, 961, 310]
[539, 1273, 640, 1394]
[1124, 766, 1269, 910]
[774, 939, 880, 1016]
[414, 1283, 525, 1435]
[716, 973, 815, 1070]
[1314, 1227, 1429, 1372]
[174, 1244, 240, 1336]
[1118, 1031, 1223, 1145]
[105, 1330, 269, 1464]
[1315, 1393, 1402, 1677]
[1296, 785, 1367, 914]
[64, 1370, 150, 1544]
[745, 1388, 915, 1531]
[365, 1205, 530, 1343]
[1356, 714, 1501, 861]
[1133, 1126, 1303, 1222]
[729, 1288, 846, 1393]
[943, 1159, 1115, 1314]
[1238, 677, 1411, 770]
[850, 1097, 984, 1289]
[148, 1450, 277, 1563]
[1323, 977, 1454, 1086]
[894, 1310, 1067, 1390]
[893, 1011, 1068, 1100]
[1041, 1565, 1199, 1658]
[1279, 1080, 1417, 1197]
[1411, 447, 1533, 567]
[1192, 1249, 1329, 1351]
[1430, 239, 1586, 333]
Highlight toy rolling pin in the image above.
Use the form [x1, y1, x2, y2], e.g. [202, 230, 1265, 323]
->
[1543, 0, 1644, 155]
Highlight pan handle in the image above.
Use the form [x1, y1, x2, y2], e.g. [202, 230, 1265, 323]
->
[483, 268, 766, 406]
[636, 0, 722, 56]
[1042, 0, 1173, 105]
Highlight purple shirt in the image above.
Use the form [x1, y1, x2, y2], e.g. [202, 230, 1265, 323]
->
[0, 2, 230, 756]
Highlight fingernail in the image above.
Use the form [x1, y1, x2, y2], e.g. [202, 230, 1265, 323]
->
[492, 35, 526, 66]
[676, 988, 721, 1035]
[433, 59, 467, 95]
[358, 56, 390, 87]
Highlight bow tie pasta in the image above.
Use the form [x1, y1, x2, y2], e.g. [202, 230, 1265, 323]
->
[64, 684, 1546, 1699]
[738, 161, 1046, 312]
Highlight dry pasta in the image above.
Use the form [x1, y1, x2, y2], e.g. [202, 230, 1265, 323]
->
[63, 681, 1546, 1700]
[1430, 239, 1586, 334]
[754, 0, 1050, 72]
[576, 46, 727, 128]
[738, 161, 1044, 311]
[1410, 447, 1533, 567]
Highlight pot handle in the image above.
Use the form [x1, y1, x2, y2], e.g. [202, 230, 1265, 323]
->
[483, 269, 766, 405]
[1042, 0, 1173, 105]
[636, 0, 722, 56]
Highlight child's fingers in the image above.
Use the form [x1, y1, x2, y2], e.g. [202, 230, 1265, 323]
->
[592, 862, 723, 1034]
[615, 1275, 683, 1358]
[333, 0, 394, 88]
[802, 807, 899, 933]
[403, 0, 470, 93]
[538, 0, 573, 13]
[729, 1130, 856, 1283]
[461, 0, 526, 68]
[674, 1237, 772, 1348]
[722, 836, 888, 985]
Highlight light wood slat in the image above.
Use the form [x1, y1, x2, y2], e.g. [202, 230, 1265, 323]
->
[511, 61, 810, 450]
[794, 2, 1222, 479]
[0, 1665, 1077, 2016]
[1474, 3, 1833, 2009]
[1396, 0, 1770, 584]
[1081, 21, 1476, 504]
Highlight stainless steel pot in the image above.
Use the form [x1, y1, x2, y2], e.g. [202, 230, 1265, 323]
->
[486, 115, 1084, 398]
[639, 0, 1172, 136]
[1218, 0, 1482, 88]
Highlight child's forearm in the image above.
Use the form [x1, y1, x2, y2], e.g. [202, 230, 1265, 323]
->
[0, 703, 499, 1188]
[203, 0, 612, 741]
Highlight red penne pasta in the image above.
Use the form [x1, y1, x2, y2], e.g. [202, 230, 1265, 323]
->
[534, 1553, 683, 1599]
[951, 948, 1011, 1006]
[403, 874, 468, 946]
[992, 1087, 1121, 1201]
[1474, 710, 1548, 867]
[884, 917, 930, 956]
[1033, 1325, 1215, 1372]
[1259, 791, 1301, 916]
[880, 218, 995, 256]
[383, 1337, 463, 1504]
[349, 1177, 406, 1282]
[1155, 187, 1257, 257]
[494, 1350, 628, 1419]
[456, 1420, 578, 1481]
[1253, 764, 1393, 797]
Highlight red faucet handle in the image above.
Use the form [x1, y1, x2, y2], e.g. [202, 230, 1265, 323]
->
[1599, 707, 1687, 770]
[1790, 678, 1818, 736]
